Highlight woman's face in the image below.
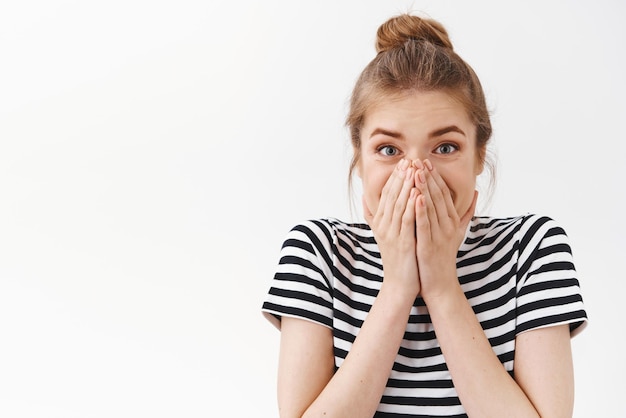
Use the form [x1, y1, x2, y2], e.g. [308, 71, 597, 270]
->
[358, 90, 483, 218]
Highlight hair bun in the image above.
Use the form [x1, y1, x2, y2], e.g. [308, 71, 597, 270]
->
[375, 14, 453, 53]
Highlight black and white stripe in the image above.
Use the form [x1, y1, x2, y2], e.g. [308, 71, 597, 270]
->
[262, 214, 587, 417]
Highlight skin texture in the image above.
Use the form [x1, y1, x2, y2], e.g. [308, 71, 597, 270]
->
[277, 90, 575, 418]
[359, 91, 482, 222]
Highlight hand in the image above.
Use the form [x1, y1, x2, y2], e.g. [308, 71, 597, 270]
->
[363, 159, 420, 296]
[412, 159, 477, 301]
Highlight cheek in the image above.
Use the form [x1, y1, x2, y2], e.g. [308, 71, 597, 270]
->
[362, 166, 393, 212]
[444, 174, 476, 214]
[436, 164, 466, 192]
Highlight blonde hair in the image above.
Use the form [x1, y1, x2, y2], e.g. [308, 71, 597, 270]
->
[347, 14, 495, 195]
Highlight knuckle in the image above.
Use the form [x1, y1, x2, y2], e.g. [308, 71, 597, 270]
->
[393, 199, 404, 213]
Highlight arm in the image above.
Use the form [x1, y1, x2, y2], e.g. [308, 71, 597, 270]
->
[425, 289, 574, 417]
[277, 317, 334, 418]
[414, 161, 575, 417]
[278, 285, 416, 418]
[515, 323, 574, 416]
[277, 160, 420, 417]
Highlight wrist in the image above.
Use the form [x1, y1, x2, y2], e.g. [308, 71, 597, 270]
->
[378, 280, 419, 311]
[421, 282, 466, 313]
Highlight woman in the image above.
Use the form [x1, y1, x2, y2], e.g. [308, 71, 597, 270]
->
[262, 13, 586, 417]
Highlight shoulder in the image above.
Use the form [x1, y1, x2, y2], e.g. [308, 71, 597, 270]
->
[281, 218, 374, 256]
[468, 214, 567, 241]
[462, 215, 525, 252]
[286, 218, 373, 244]
[471, 213, 576, 279]
[516, 213, 566, 235]
[461, 214, 571, 260]
[515, 214, 572, 256]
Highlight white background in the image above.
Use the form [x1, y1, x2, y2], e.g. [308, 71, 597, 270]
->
[1, 0, 624, 416]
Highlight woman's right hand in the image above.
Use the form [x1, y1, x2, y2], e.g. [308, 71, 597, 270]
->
[363, 159, 420, 297]
[278, 159, 421, 418]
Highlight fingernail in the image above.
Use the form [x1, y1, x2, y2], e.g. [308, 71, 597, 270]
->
[413, 159, 424, 170]
[424, 160, 433, 171]
[418, 170, 426, 184]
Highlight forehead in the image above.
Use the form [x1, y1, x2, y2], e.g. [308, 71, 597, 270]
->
[362, 90, 474, 133]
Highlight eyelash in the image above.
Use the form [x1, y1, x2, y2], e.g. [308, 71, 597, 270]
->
[434, 143, 459, 154]
[376, 145, 400, 157]
[376, 143, 459, 157]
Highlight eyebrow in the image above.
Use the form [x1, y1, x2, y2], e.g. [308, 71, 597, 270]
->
[369, 125, 466, 139]
[429, 125, 466, 138]
[369, 128, 403, 139]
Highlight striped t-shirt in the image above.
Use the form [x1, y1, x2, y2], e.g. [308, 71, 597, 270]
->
[262, 214, 587, 417]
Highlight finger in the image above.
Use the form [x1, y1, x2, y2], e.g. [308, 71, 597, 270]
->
[380, 159, 410, 224]
[410, 160, 424, 198]
[415, 168, 439, 227]
[422, 165, 450, 226]
[400, 186, 417, 237]
[391, 166, 416, 226]
[415, 193, 431, 241]
[381, 164, 414, 236]
[424, 160, 457, 222]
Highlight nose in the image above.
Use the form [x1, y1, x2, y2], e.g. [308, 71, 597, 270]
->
[404, 148, 427, 167]
[407, 155, 427, 169]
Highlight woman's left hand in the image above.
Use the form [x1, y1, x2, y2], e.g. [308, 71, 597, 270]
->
[412, 159, 477, 301]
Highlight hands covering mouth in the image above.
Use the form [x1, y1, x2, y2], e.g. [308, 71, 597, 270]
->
[363, 158, 477, 301]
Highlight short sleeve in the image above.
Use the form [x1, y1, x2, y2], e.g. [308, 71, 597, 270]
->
[261, 220, 335, 330]
[515, 215, 588, 337]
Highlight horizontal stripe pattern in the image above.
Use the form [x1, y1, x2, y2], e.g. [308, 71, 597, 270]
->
[262, 214, 587, 416]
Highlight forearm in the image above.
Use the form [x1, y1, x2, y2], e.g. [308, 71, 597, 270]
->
[424, 284, 539, 418]
[303, 282, 414, 418]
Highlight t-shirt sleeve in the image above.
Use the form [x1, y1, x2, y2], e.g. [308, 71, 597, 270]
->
[515, 215, 588, 337]
[261, 220, 335, 330]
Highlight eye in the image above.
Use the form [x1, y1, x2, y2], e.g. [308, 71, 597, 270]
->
[377, 145, 399, 157]
[434, 143, 459, 155]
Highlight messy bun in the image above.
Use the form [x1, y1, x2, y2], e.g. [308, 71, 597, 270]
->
[375, 14, 453, 53]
